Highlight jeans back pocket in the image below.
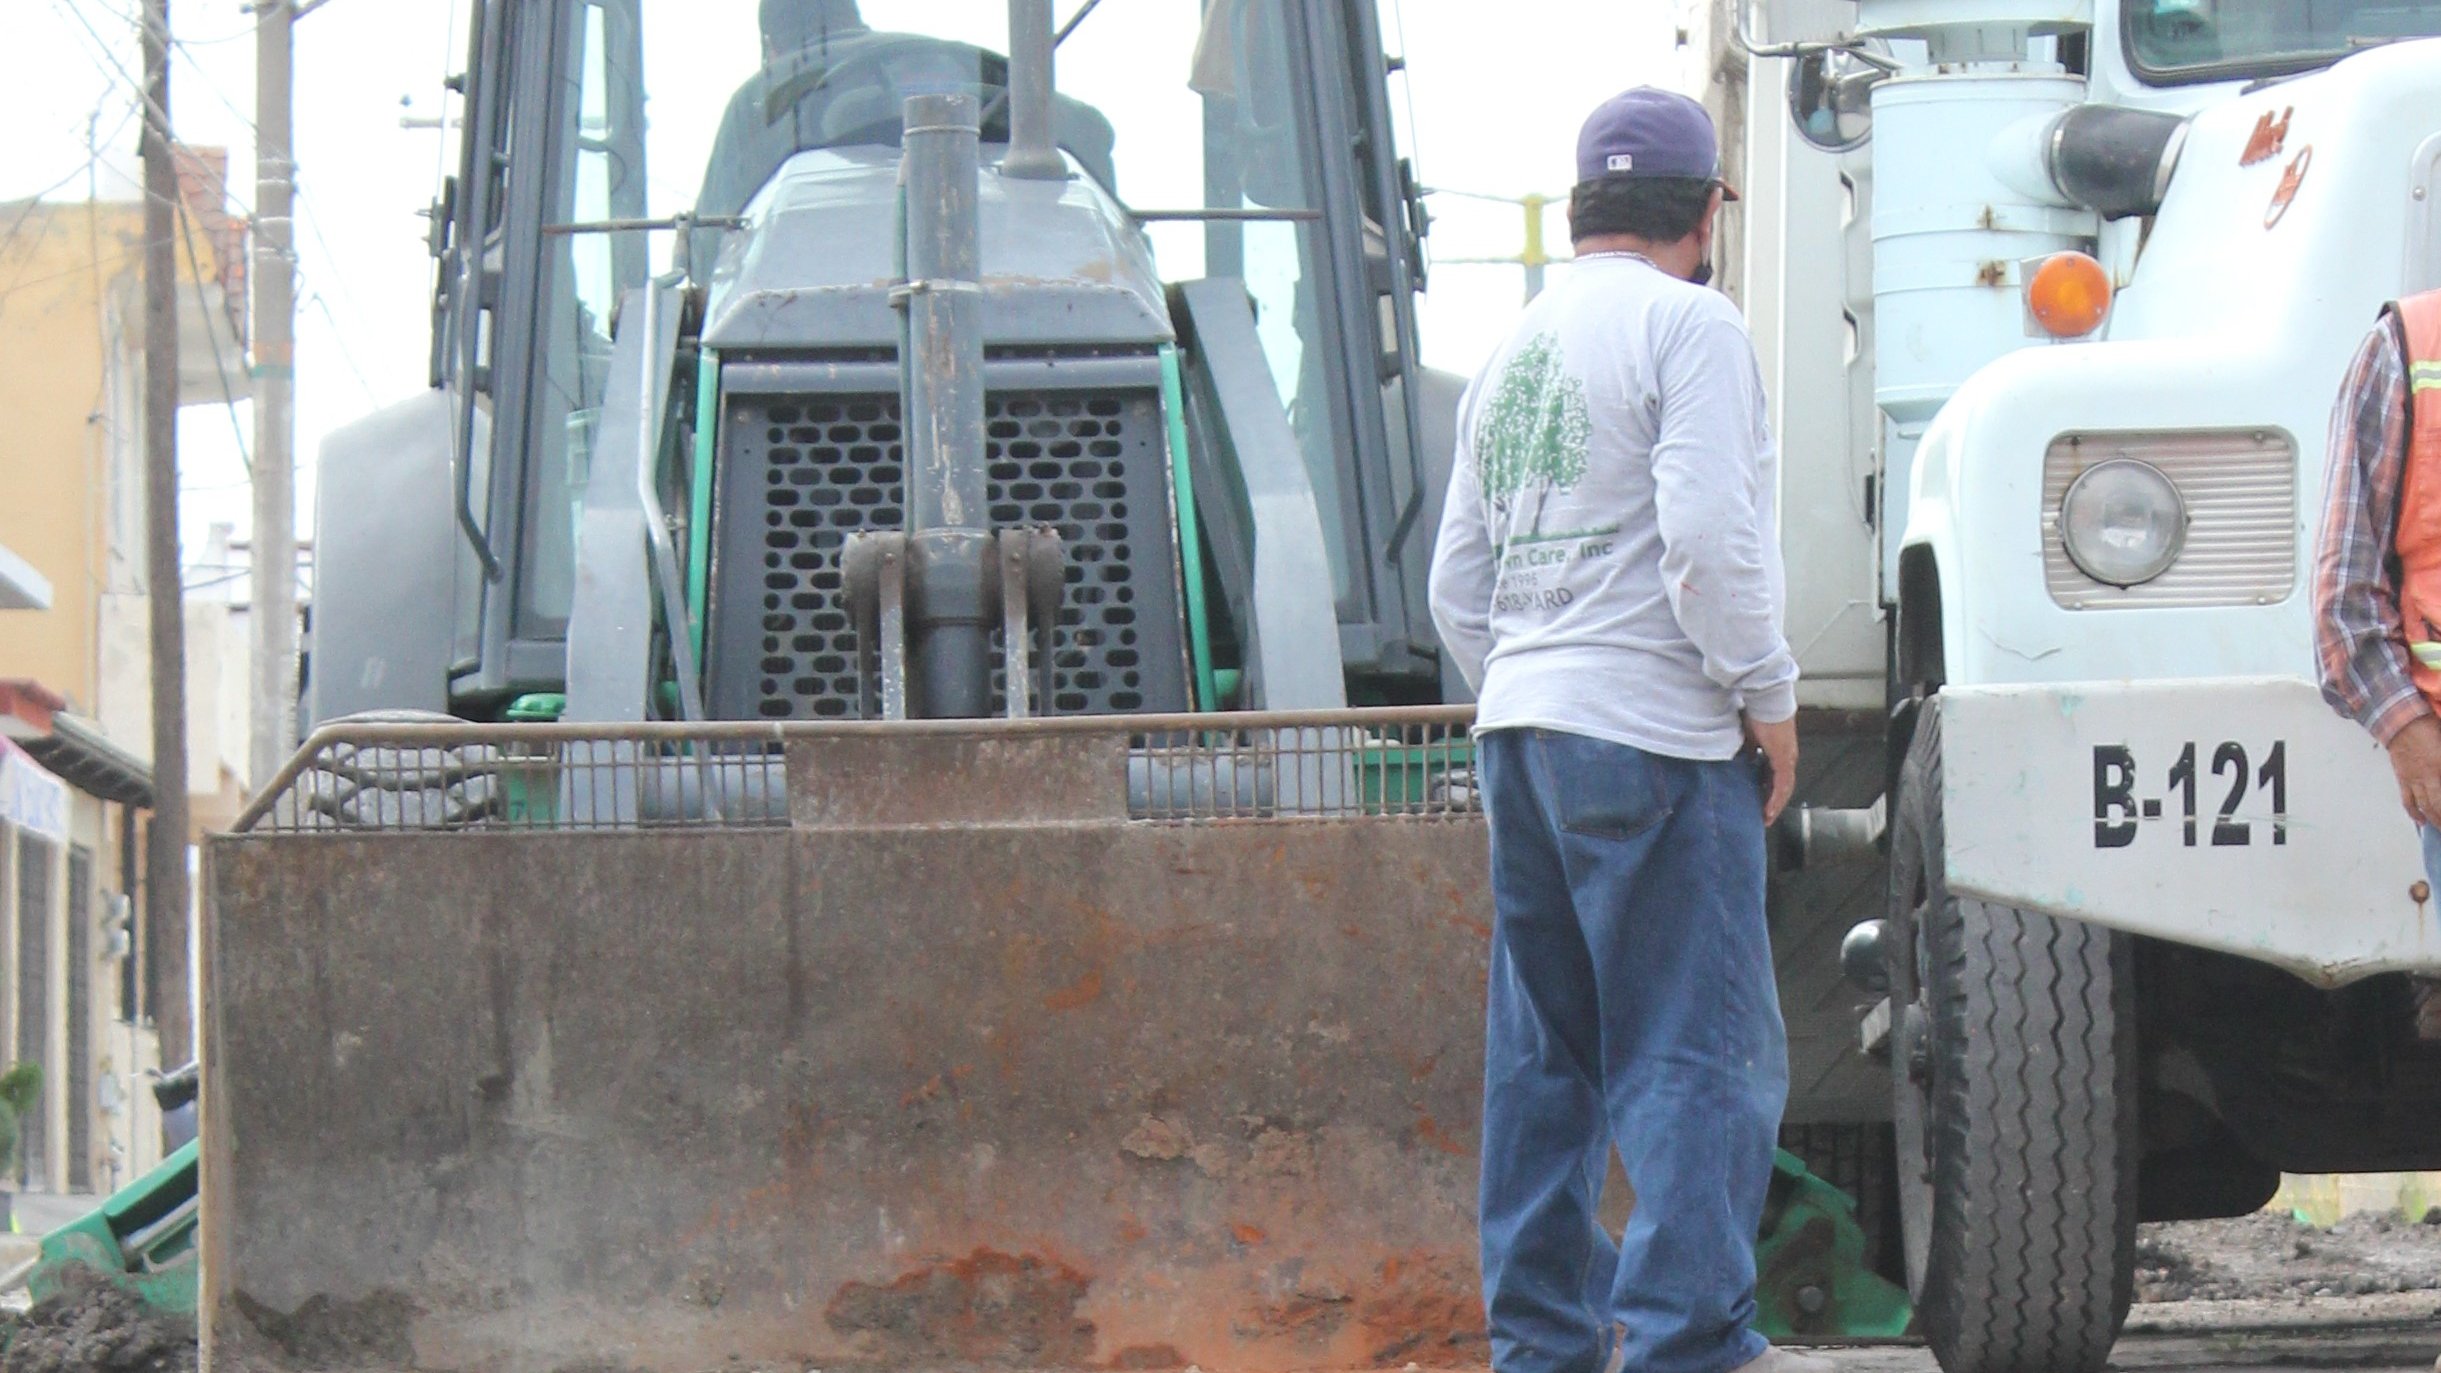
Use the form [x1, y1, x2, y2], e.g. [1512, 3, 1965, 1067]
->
[1549, 733, 1675, 841]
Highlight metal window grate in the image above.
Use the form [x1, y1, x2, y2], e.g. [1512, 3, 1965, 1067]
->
[712, 388, 1189, 721]
[2043, 429, 2298, 610]
[15, 834, 49, 1190]
[64, 847, 90, 1193]
[234, 709, 1482, 835]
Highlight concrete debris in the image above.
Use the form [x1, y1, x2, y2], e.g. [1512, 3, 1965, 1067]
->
[2136, 1212, 2441, 1304]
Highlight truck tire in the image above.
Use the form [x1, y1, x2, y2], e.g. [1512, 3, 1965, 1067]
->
[1886, 700, 2136, 1373]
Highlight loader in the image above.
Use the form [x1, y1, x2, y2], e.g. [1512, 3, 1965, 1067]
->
[195, 3, 1902, 1368]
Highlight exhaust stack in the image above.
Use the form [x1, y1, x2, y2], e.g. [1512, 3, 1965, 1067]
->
[1002, 0, 1066, 180]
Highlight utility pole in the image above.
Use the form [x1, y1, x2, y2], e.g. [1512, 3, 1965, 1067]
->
[249, 0, 297, 788]
[1519, 193, 1551, 303]
[141, 0, 193, 1065]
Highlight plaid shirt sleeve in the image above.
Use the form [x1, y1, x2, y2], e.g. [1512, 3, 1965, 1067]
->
[2312, 318, 2426, 744]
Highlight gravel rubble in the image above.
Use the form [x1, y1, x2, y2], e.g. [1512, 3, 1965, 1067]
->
[2136, 1208, 2441, 1304]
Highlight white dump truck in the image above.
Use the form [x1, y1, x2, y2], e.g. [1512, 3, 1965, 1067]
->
[1724, 2, 2441, 1369]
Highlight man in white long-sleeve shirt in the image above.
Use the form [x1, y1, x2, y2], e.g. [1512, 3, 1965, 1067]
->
[1429, 88, 1820, 1373]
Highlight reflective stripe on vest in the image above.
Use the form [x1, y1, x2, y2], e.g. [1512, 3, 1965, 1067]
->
[2392, 288, 2441, 713]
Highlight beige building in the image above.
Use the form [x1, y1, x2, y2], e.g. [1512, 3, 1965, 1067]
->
[0, 149, 253, 1199]
[0, 685, 161, 1199]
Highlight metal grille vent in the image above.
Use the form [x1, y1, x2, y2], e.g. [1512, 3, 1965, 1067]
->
[714, 387, 1189, 720]
[2043, 429, 2297, 611]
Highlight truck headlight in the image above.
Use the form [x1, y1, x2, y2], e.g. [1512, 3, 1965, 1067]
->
[2060, 459, 2187, 587]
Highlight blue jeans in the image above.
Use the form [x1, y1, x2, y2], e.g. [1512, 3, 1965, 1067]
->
[1476, 728, 1788, 1373]
[2424, 825, 2441, 890]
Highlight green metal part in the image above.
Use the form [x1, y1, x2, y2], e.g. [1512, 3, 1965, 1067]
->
[1358, 739, 1475, 811]
[505, 693, 568, 722]
[1159, 346, 1219, 712]
[688, 348, 720, 664]
[27, 1139, 199, 1316]
[1754, 1148, 1913, 1341]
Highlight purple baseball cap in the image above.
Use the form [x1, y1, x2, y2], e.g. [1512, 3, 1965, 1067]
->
[1576, 87, 1739, 200]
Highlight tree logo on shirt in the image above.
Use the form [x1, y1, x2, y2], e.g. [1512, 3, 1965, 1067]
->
[1475, 332, 1591, 538]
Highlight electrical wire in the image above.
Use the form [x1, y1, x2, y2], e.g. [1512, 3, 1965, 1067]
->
[304, 287, 380, 402]
[173, 193, 253, 477]
[0, 100, 138, 206]
[0, 247, 150, 310]
[0, 97, 140, 276]
[290, 187, 366, 337]
[50, 0, 254, 221]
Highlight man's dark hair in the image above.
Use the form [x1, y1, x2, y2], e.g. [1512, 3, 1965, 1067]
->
[1569, 174, 1715, 245]
[761, 0, 867, 54]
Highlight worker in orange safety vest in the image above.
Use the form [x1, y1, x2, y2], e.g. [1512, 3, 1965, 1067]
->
[2313, 286, 2441, 1036]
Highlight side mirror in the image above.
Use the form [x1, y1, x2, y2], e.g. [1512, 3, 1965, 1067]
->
[1788, 48, 1884, 154]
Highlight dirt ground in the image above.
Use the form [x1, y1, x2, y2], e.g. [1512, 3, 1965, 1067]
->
[0, 1214, 2428, 1373]
[0, 1269, 196, 1373]
[2136, 1209, 2441, 1303]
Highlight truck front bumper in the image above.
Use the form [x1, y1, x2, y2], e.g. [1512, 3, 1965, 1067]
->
[1942, 677, 2441, 986]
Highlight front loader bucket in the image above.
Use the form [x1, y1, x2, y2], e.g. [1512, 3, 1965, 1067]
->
[203, 711, 1496, 1373]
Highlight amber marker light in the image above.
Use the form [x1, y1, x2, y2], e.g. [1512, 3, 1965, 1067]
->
[2026, 251, 2113, 339]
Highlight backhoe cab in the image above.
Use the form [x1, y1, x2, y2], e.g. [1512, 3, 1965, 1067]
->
[305, 0, 1456, 736]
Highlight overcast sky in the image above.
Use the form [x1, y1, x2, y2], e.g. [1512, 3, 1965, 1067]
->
[5, 0, 1693, 566]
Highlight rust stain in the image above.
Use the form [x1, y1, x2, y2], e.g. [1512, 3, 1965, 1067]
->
[826, 1248, 1096, 1367]
[1230, 1223, 1268, 1245]
[1357, 1253, 1487, 1366]
[1976, 260, 2006, 287]
[1120, 1114, 1194, 1161]
[1414, 1115, 1468, 1157]
[1253, 1291, 1351, 1344]
[1444, 913, 1492, 941]
[1114, 1215, 1149, 1245]
[1246, 1128, 1315, 1178]
[1045, 967, 1106, 1012]
[900, 1074, 948, 1109]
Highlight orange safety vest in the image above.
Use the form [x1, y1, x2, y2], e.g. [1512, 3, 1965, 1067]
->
[2391, 289, 2441, 705]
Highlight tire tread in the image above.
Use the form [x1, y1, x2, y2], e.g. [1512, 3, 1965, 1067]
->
[1901, 702, 2136, 1373]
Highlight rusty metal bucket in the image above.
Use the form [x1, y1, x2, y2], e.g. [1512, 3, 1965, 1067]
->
[203, 710, 1496, 1373]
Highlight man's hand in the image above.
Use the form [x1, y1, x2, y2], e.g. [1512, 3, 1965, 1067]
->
[1744, 712, 1799, 827]
[2385, 714, 2441, 830]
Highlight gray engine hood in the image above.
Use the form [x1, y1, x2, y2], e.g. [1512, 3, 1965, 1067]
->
[700, 146, 1174, 353]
